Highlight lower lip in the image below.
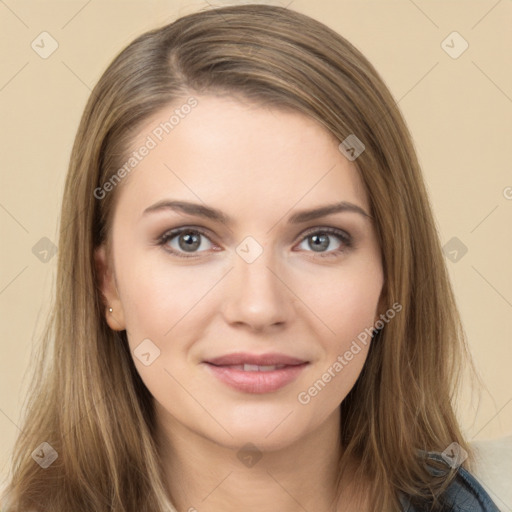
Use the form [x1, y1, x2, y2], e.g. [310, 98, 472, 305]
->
[203, 363, 309, 394]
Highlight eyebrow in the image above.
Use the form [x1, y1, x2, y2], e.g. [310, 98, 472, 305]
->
[142, 199, 372, 224]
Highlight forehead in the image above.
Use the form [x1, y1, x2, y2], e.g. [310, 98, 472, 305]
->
[114, 94, 369, 223]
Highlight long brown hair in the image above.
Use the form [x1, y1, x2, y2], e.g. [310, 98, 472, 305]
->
[2, 4, 476, 511]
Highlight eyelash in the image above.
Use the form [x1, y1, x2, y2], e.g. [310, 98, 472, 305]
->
[156, 226, 353, 260]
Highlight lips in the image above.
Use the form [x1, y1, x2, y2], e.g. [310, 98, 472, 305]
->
[203, 352, 309, 393]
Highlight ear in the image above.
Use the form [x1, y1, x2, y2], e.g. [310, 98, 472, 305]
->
[94, 244, 126, 331]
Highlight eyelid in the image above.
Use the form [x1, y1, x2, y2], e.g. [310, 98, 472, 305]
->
[298, 225, 351, 241]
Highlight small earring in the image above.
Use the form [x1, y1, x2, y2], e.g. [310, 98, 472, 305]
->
[108, 307, 113, 313]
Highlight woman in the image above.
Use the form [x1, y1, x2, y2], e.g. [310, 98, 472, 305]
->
[1, 4, 501, 511]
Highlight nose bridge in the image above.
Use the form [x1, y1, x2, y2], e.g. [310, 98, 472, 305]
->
[222, 237, 291, 328]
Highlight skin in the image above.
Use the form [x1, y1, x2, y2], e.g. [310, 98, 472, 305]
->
[95, 94, 384, 511]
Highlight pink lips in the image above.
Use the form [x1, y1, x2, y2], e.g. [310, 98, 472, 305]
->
[203, 352, 309, 394]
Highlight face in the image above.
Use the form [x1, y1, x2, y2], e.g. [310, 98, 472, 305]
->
[95, 94, 384, 451]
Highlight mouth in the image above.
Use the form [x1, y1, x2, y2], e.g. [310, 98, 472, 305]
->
[204, 352, 308, 367]
[202, 353, 310, 393]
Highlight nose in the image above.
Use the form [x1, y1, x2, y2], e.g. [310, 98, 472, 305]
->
[221, 245, 293, 331]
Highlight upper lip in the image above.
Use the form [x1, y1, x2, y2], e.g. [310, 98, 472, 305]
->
[204, 352, 308, 366]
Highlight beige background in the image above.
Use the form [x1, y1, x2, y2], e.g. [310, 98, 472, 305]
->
[1, 0, 511, 492]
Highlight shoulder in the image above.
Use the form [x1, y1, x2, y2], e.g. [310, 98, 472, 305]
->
[399, 448, 503, 511]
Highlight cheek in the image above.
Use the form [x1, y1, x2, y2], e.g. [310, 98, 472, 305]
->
[296, 273, 378, 408]
[117, 253, 210, 339]
[116, 257, 200, 400]
[294, 262, 383, 343]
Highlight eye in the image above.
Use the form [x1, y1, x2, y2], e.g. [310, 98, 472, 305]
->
[157, 227, 216, 258]
[156, 226, 353, 259]
[295, 227, 353, 258]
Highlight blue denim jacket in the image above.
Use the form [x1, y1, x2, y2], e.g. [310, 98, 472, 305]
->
[399, 451, 501, 511]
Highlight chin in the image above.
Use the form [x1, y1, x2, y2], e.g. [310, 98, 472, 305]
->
[214, 429, 300, 454]
[210, 412, 305, 451]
